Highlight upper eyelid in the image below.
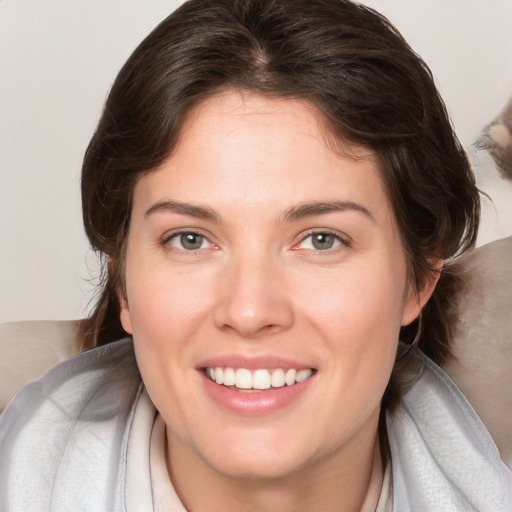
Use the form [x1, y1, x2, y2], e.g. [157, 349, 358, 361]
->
[288, 230, 350, 255]
[161, 228, 211, 242]
[159, 230, 216, 252]
[159, 228, 350, 250]
[296, 228, 349, 244]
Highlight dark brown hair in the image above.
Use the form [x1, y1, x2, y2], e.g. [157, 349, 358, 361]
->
[80, 0, 479, 409]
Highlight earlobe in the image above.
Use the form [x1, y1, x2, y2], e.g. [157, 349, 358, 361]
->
[110, 255, 133, 334]
[401, 259, 443, 326]
[118, 289, 133, 334]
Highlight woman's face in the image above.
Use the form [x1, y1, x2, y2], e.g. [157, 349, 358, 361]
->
[120, 90, 428, 481]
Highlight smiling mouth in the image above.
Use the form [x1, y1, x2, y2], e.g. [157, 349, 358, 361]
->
[204, 367, 315, 391]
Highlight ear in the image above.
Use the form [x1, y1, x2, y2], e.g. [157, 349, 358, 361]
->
[401, 259, 443, 326]
[109, 255, 133, 335]
[118, 292, 133, 334]
[116, 278, 133, 335]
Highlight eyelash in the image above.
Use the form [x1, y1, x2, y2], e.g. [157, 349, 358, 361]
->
[160, 229, 350, 255]
[293, 229, 350, 253]
[160, 230, 215, 254]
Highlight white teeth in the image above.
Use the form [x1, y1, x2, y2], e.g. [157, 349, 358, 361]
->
[235, 368, 252, 389]
[253, 369, 271, 390]
[285, 369, 297, 386]
[296, 369, 312, 383]
[270, 368, 285, 388]
[206, 366, 313, 390]
[223, 367, 236, 386]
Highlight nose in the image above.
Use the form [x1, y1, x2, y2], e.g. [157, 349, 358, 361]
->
[213, 252, 294, 338]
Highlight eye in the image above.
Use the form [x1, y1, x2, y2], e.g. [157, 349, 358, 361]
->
[167, 232, 210, 251]
[297, 232, 343, 251]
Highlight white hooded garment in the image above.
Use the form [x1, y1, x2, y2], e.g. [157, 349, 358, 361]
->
[0, 339, 510, 511]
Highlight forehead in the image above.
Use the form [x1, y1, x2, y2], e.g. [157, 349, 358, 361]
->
[132, 90, 391, 220]
[179, 90, 371, 160]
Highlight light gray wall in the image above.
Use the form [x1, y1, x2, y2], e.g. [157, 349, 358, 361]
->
[1, 0, 511, 323]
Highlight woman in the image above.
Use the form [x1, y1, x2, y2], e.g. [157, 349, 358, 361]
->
[0, 0, 510, 510]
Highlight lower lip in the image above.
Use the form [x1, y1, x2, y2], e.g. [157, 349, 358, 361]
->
[201, 372, 314, 416]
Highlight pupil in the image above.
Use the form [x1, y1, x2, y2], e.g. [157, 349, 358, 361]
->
[313, 233, 334, 250]
[181, 233, 203, 250]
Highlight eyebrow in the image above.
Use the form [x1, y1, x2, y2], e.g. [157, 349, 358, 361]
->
[145, 199, 374, 224]
[282, 201, 375, 223]
[145, 200, 220, 221]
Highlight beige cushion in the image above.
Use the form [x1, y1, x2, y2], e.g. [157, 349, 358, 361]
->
[0, 320, 81, 411]
[445, 236, 512, 467]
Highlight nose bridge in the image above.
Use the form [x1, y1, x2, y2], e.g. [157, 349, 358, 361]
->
[214, 245, 293, 337]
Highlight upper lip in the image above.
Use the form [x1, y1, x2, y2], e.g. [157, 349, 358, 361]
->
[197, 355, 315, 371]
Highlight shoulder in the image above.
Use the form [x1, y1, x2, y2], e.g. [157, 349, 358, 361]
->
[0, 338, 142, 511]
[387, 349, 512, 511]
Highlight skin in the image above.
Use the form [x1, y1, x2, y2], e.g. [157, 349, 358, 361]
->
[119, 90, 440, 511]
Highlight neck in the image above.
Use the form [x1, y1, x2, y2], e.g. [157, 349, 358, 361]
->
[166, 423, 383, 512]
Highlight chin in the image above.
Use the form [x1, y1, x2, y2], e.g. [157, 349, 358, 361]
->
[168, 416, 305, 477]
[182, 420, 330, 482]
[207, 445, 313, 481]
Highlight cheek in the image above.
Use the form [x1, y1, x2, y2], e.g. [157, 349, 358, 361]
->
[125, 259, 214, 339]
[122, 258, 220, 406]
[296, 264, 406, 340]
[293, 261, 406, 393]
[279, 267, 404, 446]
[124, 263, 215, 423]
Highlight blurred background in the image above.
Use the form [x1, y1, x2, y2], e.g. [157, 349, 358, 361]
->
[1, 0, 511, 323]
